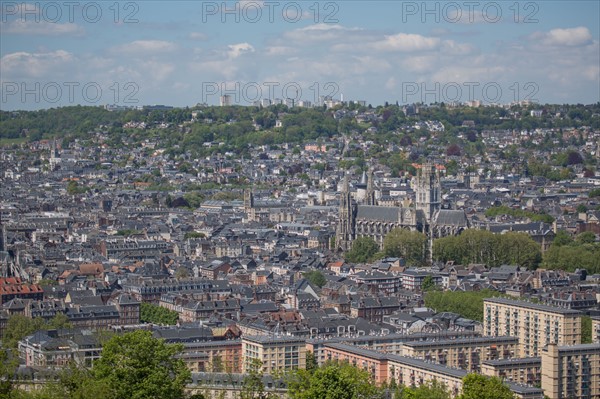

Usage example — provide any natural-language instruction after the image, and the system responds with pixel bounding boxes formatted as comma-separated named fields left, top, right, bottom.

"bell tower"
left=415, top=163, right=441, bottom=222
left=336, top=175, right=355, bottom=251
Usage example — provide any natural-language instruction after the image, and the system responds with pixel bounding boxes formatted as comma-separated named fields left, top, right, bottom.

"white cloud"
left=529, top=27, right=593, bottom=47
left=1, top=20, right=84, bottom=36
left=227, top=43, right=255, bottom=58
left=112, top=40, right=177, bottom=55
left=189, top=32, right=208, bottom=41
left=0, top=50, right=74, bottom=79
left=374, top=33, right=440, bottom=52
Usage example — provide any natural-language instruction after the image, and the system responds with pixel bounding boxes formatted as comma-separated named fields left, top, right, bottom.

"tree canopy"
left=91, top=330, right=190, bottom=399
left=542, top=230, right=600, bottom=274
left=383, top=228, right=428, bottom=266
left=140, top=302, right=179, bottom=325
left=424, top=289, right=506, bottom=322
left=287, top=361, right=385, bottom=399
left=433, top=229, right=541, bottom=269
left=458, top=374, right=515, bottom=399
left=345, top=237, right=380, bottom=264
left=3, top=314, right=72, bottom=349
left=303, top=270, right=327, bottom=288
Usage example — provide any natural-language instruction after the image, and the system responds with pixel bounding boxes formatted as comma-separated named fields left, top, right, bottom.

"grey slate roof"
left=434, top=210, right=469, bottom=226
left=356, top=205, right=401, bottom=222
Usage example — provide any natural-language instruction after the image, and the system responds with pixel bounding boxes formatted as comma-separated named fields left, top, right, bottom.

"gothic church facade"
left=336, top=164, right=468, bottom=252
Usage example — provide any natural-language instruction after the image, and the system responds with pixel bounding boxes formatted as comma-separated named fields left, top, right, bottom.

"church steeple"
left=415, top=163, right=441, bottom=222
left=366, top=169, right=376, bottom=206
left=336, top=174, right=355, bottom=251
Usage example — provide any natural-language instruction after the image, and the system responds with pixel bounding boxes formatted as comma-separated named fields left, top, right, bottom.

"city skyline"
left=1, top=1, right=599, bottom=110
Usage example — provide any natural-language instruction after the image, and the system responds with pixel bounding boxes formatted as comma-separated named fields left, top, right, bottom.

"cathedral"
left=336, top=163, right=469, bottom=252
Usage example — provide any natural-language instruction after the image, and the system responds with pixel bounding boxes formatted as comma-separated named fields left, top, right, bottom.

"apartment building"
left=306, top=331, right=480, bottom=363
left=483, top=298, right=581, bottom=357
left=317, top=342, right=543, bottom=399
left=400, top=336, right=519, bottom=372
left=481, top=357, right=541, bottom=387
left=321, top=342, right=389, bottom=383
left=179, top=339, right=242, bottom=373
left=242, top=335, right=306, bottom=375
left=592, top=316, right=600, bottom=344
left=541, top=343, right=600, bottom=399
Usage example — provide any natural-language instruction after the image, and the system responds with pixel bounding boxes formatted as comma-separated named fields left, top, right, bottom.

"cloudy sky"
left=1, top=1, right=599, bottom=110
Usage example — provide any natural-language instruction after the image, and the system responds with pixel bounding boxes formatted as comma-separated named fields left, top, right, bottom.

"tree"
left=92, top=330, right=190, bottom=399
left=383, top=229, right=427, bottom=266
left=3, top=315, right=47, bottom=349
left=140, top=302, right=179, bottom=325
left=446, top=144, right=461, bottom=156
left=424, top=290, right=505, bottom=322
left=552, top=230, right=573, bottom=246
left=287, top=361, right=385, bottom=399
left=458, top=374, right=515, bottom=399
left=0, top=347, right=18, bottom=396
left=303, top=270, right=327, bottom=288
left=240, top=359, right=273, bottom=399
left=582, top=316, right=593, bottom=344
left=305, top=351, right=318, bottom=373
left=396, top=380, right=451, bottom=399
left=421, top=275, right=436, bottom=292
left=434, top=229, right=542, bottom=269
left=576, top=231, right=596, bottom=244
left=47, top=313, right=72, bottom=330
left=175, top=267, right=190, bottom=279
left=566, top=151, right=583, bottom=165
left=345, top=237, right=380, bottom=263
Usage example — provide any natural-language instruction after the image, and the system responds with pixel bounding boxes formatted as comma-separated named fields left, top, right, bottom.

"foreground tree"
left=287, top=361, right=385, bottom=399
left=395, top=380, right=451, bottom=399
left=458, top=374, right=515, bottom=399
left=92, top=330, right=190, bottom=399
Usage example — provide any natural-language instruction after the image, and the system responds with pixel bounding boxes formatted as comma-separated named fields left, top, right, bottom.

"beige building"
left=481, top=357, right=541, bottom=387
left=541, top=343, right=600, bottom=399
left=483, top=298, right=581, bottom=357
left=317, top=342, right=544, bottom=399
left=242, top=335, right=306, bottom=375
left=400, top=336, right=519, bottom=373
left=592, top=316, right=600, bottom=344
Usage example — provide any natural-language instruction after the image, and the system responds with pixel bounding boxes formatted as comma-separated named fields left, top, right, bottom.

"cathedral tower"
left=336, top=175, right=355, bottom=251
left=415, top=163, right=441, bottom=222
left=366, top=169, right=376, bottom=206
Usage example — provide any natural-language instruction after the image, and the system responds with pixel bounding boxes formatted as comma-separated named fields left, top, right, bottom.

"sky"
left=1, top=1, right=599, bottom=110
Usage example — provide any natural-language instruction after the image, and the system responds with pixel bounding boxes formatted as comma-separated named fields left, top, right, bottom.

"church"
left=336, top=163, right=469, bottom=252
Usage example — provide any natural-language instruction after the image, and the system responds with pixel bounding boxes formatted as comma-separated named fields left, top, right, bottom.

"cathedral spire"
left=366, top=169, right=375, bottom=206
left=336, top=173, right=354, bottom=251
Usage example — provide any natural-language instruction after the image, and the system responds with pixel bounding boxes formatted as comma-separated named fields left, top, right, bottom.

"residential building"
left=318, top=342, right=543, bottom=399
left=541, top=343, right=600, bottom=399
left=0, top=277, right=44, bottom=305
left=242, top=335, right=306, bottom=375
left=483, top=298, right=581, bottom=357
left=481, top=357, right=541, bottom=387
left=592, top=316, right=600, bottom=344
left=400, top=336, right=519, bottom=372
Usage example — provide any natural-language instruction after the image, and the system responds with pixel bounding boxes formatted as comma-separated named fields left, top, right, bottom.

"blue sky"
left=1, top=1, right=599, bottom=110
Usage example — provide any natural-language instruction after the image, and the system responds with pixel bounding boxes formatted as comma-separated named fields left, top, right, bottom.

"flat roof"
left=242, top=335, right=306, bottom=344
left=323, top=342, right=468, bottom=379
left=403, top=336, right=518, bottom=348
left=484, top=297, right=582, bottom=315
left=553, top=343, right=600, bottom=353
left=482, top=357, right=541, bottom=367
left=323, top=342, right=388, bottom=361
left=386, top=354, right=468, bottom=379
